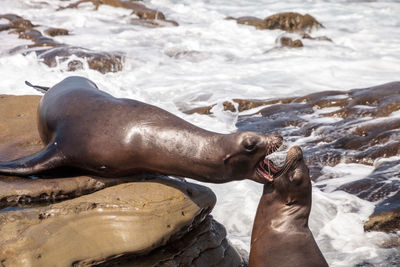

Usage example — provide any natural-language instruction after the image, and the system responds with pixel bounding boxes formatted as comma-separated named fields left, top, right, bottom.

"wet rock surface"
left=97, top=215, right=244, bottom=267
left=278, top=36, right=303, bottom=48
left=263, top=12, right=324, bottom=32
left=229, top=12, right=323, bottom=32
left=37, top=46, right=124, bottom=74
left=1, top=14, right=124, bottom=74
left=0, top=179, right=221, bottom=266
left=188, top=82, right=400, bottom=232
left=228, top=12, right=331, bottom=46
left=0, top=95, right=244, bottom=266
left=58, top=0, right=178, bottom=27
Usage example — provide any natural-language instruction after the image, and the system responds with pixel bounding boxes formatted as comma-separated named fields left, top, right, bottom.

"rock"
left=0, top=14, right=125, bottom=74
left=0, top=95, right=42, bottom=161
left=0, top=179, right=218, bottom=266
left=0, top=14, right=59, bottom=49
left=37, top=46, right=124, bottom=74
left=264, top=12, right=324, bottom=33
left=130, top=18, right=179, bottom=28
left=0, top=175, right=152, bottom=208
left=228, top=16, right=266, bottom=30
left=229, top=12, right=323, bottom=33
left=364, top=208, right=400, bottom=233
left=44, top=27, right=69, bottom=37
left=101, top=215, right=245, bottom=267
left=58, top=0, right=178, bottom=27
left=301, top=32, right=332, bottom=42
left=228, top=12, right=330, bottom=46
left=278, top=36, right=303, bottom=48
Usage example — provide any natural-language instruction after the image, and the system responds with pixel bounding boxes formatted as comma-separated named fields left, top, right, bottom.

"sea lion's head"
left=263, top=146, right=311, bottom=208
left=223, top=132, right=283, bottom=183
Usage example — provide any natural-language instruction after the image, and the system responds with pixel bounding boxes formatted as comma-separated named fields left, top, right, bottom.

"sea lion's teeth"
left=256, top=162, right=273, bottom=181
left=261, top=158, right=281, bottom=174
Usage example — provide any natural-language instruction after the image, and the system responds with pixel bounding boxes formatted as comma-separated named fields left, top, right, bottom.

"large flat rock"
left=0, top=179, right=216, bottom=266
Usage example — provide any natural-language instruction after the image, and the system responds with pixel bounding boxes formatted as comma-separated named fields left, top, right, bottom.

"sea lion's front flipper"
left=0, top=143, right=64, bottom=176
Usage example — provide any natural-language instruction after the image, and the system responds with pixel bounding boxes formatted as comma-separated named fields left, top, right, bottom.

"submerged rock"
left=37, top=46, right=124, bottom=74
left=278, top=36, right=303, bottom=48
left=44, top=27, right=69, bottom=37
left=228, top=12, right=331, bottom=46
left=229, top=12, right=324, bottom=33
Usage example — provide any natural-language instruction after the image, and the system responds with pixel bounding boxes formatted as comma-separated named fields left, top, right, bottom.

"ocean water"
left=0, top=0, right=400, bottom=266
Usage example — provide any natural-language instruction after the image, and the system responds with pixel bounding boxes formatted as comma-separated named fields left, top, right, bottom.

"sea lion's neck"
left=152, top=129, right=231, bottom=182
left=251, top=190, right=311, bottom=242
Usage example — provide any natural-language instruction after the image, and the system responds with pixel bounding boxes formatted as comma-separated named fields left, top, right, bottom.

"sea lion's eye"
left=243, top=139, right=257, bottom=151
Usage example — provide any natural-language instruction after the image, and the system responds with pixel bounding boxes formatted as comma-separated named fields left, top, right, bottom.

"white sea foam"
left=1, top=0, right=399, bottom=265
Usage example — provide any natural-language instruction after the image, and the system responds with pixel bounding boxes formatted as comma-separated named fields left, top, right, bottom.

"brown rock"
left=229, top=12, right=323, bottom=33
left=1, top=13, right=125, bottom=74
left=233, top=16, right=267, bottom=30
left=0, top=175, right=153, bottom=208
left=364, top=208, right=400, bottom=233
left=264, top=12, right=324, bottom=33
left=279, top=36, right=304, bottom=48
left=0, top=24, right=10, bottom=31
left=103, top=215, right=244, bottom=267
left=184, top=98, right=294, bottom=115
left=35, top=46, right=124, bottom=74
left=58, top=0, right=178, bottom=27
left=0, top=95, right=42, bottom=161
left=0, top=179, right=216, bottom=266
left=301, top=32, right=332, bottom=42
left=130, top=18, right=179, bottom=28
left=44, top=27, right=69, bottom=37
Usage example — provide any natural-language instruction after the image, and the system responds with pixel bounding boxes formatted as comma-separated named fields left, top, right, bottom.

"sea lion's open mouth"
left=256, top=158, right=281, bottom=182
left=256, top=146, right=303, bottom=182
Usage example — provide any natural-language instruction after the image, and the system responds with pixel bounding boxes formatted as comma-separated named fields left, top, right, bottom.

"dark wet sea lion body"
left=0, top=76, right=282, bottom=183
left=249, top=146, right=328, bottom=267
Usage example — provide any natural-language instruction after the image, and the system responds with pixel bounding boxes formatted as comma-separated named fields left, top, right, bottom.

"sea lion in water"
left=249, top=146, right=328, bottom=267
left=0, top=76, right=282, bottom=183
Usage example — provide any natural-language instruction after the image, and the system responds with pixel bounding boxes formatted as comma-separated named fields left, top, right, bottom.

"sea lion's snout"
left=264, top=146, right=304, bottom=181
left=265, top=134, right=283, bottom=154
left=286, top=146, right=303, bottom=162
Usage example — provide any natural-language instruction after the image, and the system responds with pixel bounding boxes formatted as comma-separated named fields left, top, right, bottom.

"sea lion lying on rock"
left=0, top=76, right=282, bottom=184
left=249, top=146, right=328, bottom=267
